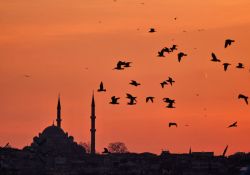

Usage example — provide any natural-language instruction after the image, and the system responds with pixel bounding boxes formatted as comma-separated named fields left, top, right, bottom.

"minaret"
left=56, top=95, right=62, bottom=128
left=90, top=93, right=96, bottom=155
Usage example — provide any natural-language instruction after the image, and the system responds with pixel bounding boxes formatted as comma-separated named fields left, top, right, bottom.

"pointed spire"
left=56, top=94, right=62, bottom=128
left=91, top=91, right=95, bottom=106
left=57, top=94, right=61, bottom=110
left=189, top=147, right=192, bottom=155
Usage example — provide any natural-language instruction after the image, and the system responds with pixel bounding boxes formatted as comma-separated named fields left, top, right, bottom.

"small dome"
left=42, top=125, right=65, bottom=137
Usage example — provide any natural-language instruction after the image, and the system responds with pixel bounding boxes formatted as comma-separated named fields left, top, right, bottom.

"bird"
left=123, top=62, right=132, bottom=67
left=149, top=28, right=156, bottom=33
left=225, top=39, right=235, bottom=48
left=166, top=77, right=175, bottom=86
left=211, top=53, right=221, bottom=62
left=236, top=63, right=244, bottom=69
left=160, top=81, right=168, bottom=88
left=114, top=61, right=125, bottom=70
left=146, top=96, right=155, bottom=103
left=177, top=52, right=187, bottom=62
left=110, top=96, right=120, bottom=104
left=102, top=148, right=110, bottom=154
left=129, top=80, right=141, bottom=86
left=170, top=45, right=178, bottom=52
left=228, top=121, right=237, bottom=128
left=97, top=82, right=106, bottom=92
left=238, top=94, right=248, bottom=105
left=222, top=63, right=231, bottom=71
left=126, top=93, right=137, bottom=105
left=158, top=50, right=165, bottom=57
left=162, top=47, right=171, bottom=53
left=163, top=98, right=175, bottom=108
left=24, top=74, right=31, bottom=78
left=169, top=122, right=177, bottom=127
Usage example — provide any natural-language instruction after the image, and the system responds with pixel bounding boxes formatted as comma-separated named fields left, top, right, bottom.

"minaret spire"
left=90, top=92, right=96, bottom=155
left=56, top=94, right=62, bottom=128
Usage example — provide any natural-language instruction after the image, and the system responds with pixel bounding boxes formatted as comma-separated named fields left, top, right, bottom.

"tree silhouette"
left=79, top=142, right=90, bottom=154
left=108, top=142, right=128, bottom=153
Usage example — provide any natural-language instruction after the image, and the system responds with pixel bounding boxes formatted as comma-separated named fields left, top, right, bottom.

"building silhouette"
left=28, top=96, right=86, bottom=157
left=90, top=93, right=96, bottom=155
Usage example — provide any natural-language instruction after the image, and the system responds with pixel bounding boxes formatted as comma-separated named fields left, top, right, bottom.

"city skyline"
left=1, top=0, right=250, bottom=155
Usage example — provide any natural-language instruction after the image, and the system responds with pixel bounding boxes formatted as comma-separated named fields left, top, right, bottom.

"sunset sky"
left=1, top=0, right=250, bottom=155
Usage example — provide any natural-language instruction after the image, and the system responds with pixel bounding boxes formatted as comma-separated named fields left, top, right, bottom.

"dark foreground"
left=1, top=147, right=250, bottom=175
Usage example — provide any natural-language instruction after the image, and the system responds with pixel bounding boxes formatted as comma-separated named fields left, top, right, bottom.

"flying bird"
left=97, top=82, right=106, bottom=92
left=211, top=53, right=221, bottom=62
left=163, top=98, right=176, bottom=108
left=169, top=122, right=177, bottom=127
left=129, top=80, right=141, bottom=86
left=238, top=94, right=248, bottom=105
left=167, top=77, right=175, bottom=86
left=222, top=63, right=231, bottom=71
left=24, top=74, right=31, bottom=78
left=160, top=81, right=168, bottom=88
left=228, top=121, right=237, bottom=128
left=146, top=96, right=155, bottom=103
left=149, top=28, right=156, bottom=33
left=162, top=47, right=171, bottom=53
left=123, top=62, right=132, bottom=67
left=114, top=61, right=125, bottom=70
left=158, top=50, right=165, bottom=57
left=236, top=63, right=244, bottom=69
left=225, top=39, right=235, bottom=48
left=177, top=52, right=187, bottom=62
left=126, top=93, right=137, bottom=105
left=110, top=96, right=120, bottom=104
left=170, top=45, right=178, bottom=52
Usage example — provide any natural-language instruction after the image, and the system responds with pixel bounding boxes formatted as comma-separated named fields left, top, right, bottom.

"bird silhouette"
left=211, top=53, right=221, bottom=62
left=222, top=63, right=231, bottom=71
left=163, top=47, right=171, bottom=53
left=158, top=50, right=165, bottom=57
left=238, top=94, right=248, bottom=105
left=123, top=62, right=132, bottom=67
left=114, top=61, right=125, bottom=70
left=110, top=96, right=120, bottom=104
left=149, top=28, right=156, bottom=33
left=167, top=77, right=175, bottom=86
left=126, top=93, right=137, bottom=105
left=236, top=63, right=244, bottom=69
left=160, top=81, right=168, bottom=88
left=24, top=74, right=31, bottom=78
left=177, top=52, right=187, bottom=62
left=228, top=121, right=237, bottom=128
left=169, top=122, right=177, bottom=127
left=170, top=45, right=178, bottom=52
left=146, top=96, right=155, bottom=103
left=225, top=39, right=235, bottom=48
left=163, top=98, right=175, bottom=108
left=129, top=80, right=141, bottom=86
left=97, top=82, right=106, bottom=92
left=102, top=148, right=110, bottom=154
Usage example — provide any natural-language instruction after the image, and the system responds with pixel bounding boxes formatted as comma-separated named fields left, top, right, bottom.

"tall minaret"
left=90, top=93, right=96, bottom=155
left=56, top=95, right=62, bottom=128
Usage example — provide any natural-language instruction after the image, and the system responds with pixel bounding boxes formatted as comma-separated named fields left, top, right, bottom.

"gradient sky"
left=1, top=0, right=250, bottom=155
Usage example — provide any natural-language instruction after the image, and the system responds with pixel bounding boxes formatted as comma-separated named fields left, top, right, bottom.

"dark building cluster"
left=1, top=96, right=250, bottom=175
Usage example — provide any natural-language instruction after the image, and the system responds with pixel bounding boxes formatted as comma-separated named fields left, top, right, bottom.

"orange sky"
left=0, top=0, right=250, bottom=155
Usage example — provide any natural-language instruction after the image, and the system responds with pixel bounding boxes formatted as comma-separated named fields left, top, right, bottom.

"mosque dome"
left=42, top=125, right=65, bottom=138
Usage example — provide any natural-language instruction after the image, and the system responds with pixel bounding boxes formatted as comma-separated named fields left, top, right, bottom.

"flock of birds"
left=96, top=29, right=249, bottom=128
